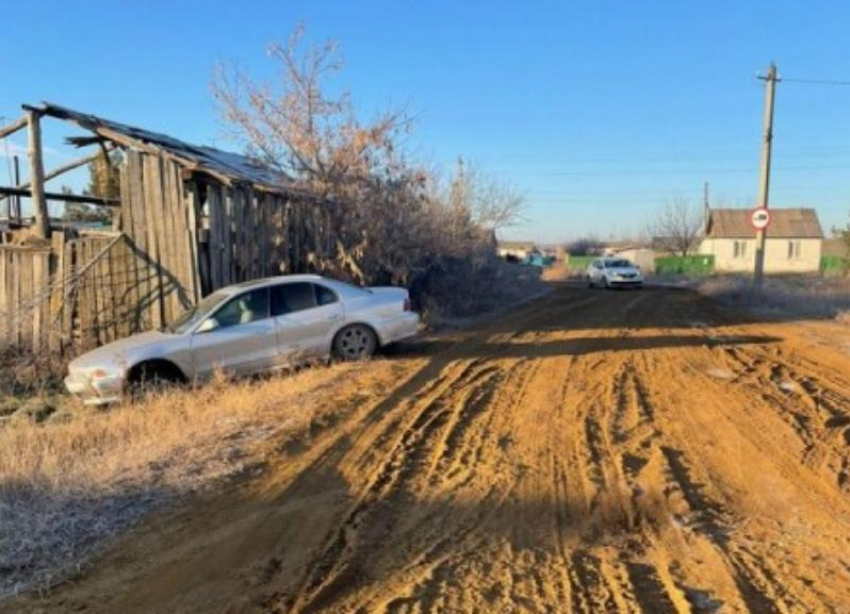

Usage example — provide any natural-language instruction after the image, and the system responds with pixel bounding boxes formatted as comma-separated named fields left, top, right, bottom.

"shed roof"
left=705, top=208, right=823, bottom=239
left=29, top=102, right=293, bottom=195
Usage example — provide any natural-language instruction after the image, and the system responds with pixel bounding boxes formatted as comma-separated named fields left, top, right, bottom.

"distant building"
left=699, top=208, right=823, bottom=273
left=601, top=241, right=656, bottom=272
left=497, top=241, right=537, bottom=262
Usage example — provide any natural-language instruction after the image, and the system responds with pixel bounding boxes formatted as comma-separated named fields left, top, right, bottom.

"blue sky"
left=1, top=1, right=848, bottom=242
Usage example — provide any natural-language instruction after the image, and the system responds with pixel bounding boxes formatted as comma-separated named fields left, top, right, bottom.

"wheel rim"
left=339, top=327, right=371, bottom=358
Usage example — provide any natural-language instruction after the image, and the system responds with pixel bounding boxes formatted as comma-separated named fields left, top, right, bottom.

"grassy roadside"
left=687, top=275, right=850, bottom=322
left=0, top=361, right=411, bottom=599
left=0, top=268, right=543, bottom=599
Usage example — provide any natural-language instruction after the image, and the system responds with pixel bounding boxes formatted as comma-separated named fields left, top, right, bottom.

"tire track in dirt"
left=636, top=336, right=850, bottom=612
left=718, top=344, right=850, bottom=490
left=8, top=284, right=850, bottom=614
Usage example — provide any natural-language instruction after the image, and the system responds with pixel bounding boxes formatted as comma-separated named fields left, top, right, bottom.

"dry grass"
left=695, top=275, right=850, bottom=322
left=540, top=264, right=571, bottom=282
left=0, top=362, right=378, bottom=599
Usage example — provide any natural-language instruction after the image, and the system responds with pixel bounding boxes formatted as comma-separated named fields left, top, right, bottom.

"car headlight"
left=88, top=367, right=124, bottom=380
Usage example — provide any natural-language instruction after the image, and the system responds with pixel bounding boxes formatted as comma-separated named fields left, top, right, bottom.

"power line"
left=506, top=163, right=848, bottom=178
left=782, top=77, right=850, bottom=86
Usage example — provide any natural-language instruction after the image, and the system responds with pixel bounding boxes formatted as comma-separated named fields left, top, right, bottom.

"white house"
left=699, top=208, right=823, bottom=274
left=497, top=241, right=537, bottom=262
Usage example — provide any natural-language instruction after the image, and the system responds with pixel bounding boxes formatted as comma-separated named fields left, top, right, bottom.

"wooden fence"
left=0, top=244, right=52, bottom=351
left=0, top=231, right=173, bottom=354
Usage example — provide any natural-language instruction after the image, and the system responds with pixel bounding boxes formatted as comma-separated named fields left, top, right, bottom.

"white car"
left=586, top=257, right=644, bottom=289
left=64, top=275, right=420, bottom=404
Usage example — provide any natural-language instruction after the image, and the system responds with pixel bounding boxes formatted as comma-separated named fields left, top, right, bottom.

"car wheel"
left=127, top=362, right=184, bottom=401
left=587, top=276, right=594, bottom=288
left=333, top=324, right=377, bottom=361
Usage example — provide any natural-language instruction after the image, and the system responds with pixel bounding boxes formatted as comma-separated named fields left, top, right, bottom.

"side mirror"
left=196, top=318, right=219, bottom=334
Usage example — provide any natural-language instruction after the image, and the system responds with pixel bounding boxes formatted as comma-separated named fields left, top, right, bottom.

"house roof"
left=705, top=208, right=823, bottom=239
left=28, top=102, right=294, bottom=195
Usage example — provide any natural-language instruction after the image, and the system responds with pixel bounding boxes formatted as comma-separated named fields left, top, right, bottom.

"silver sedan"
left=64, top=275, right=420, bottom=404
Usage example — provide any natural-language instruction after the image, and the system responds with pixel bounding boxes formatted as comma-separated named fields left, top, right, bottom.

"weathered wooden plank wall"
left=195, top=180, right=334, bottom=293
left=0, top=245, right=53, bottom=351
left=1, top=145, right=335, bottom=356
left=118, top=150, right=199, bottom=328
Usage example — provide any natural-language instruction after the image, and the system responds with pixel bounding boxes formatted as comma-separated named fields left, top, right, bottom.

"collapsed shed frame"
left=0, top=102, right=339, bottom=353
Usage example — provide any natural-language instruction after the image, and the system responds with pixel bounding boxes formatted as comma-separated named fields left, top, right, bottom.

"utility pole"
left=753, top=63, right=779, bottom=286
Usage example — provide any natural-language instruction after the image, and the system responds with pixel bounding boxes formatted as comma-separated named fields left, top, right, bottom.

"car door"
left=271, top=282, right=344, bottom=362
left=190, top=288, right=278, bottom=379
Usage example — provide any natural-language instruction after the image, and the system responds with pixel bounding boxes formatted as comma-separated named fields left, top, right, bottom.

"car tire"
left=333, top=324, right=377, bottom=361
left=127, top=362, right=184, bottom=401
left=587, top=276, right=594, bottom=289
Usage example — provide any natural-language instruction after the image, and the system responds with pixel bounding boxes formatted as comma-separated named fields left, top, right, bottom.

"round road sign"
left=750, top=207, right=771, bottom=231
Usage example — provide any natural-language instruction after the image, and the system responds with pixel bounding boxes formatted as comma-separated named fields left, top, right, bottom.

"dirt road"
left=12, top=284, right=850, bottom=613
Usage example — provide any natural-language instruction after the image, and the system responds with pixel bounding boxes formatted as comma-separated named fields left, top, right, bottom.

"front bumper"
left=378, top=312, right=421, bottom=345
left=608, top=277, right=643, bottom=287
left=64, top=372, right=125, bottom=405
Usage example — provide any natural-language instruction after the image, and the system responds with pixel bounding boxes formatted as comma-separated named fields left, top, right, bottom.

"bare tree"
left=211, top=24, right=411, bottom=196
left=211, top=25, right=431, bottom=282
left=210, top=25, right=536, bottom=314
left=446, top=158, right=524, bottom=232
left=647, top=198, right=705, bottom=257
left=839, top=211, right=850, bottom=254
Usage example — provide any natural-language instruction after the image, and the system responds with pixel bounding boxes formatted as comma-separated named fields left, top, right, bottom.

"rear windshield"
left=604, top=259, right=632, bottom=268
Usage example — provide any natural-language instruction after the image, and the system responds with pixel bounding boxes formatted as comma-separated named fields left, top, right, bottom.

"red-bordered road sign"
left=750, top=207, right=771, bottom=231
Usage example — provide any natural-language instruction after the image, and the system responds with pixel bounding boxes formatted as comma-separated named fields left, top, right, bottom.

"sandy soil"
left=8, top=284, right=850, bottom=613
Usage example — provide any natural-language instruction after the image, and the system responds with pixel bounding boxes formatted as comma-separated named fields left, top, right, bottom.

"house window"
left=733, top=240, right=748, bottom=259
left=787, top=240, right=802, bottom=260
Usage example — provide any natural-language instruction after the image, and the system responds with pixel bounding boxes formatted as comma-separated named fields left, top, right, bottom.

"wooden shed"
left=0, top=102, right=338, bottom=353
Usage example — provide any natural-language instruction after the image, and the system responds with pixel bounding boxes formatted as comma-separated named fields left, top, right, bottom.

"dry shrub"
left=0, top=350, right=68, bottom=427
left=0, top=362, right=369, bottom=598
left=413, top=256, right=544, bottom=321
left=0, top=348, right=67, bottom=398
left=540, top=264, right=570, bottom=282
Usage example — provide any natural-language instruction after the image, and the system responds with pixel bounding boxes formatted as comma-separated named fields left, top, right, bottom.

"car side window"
left=314, top=284, right=338, bottom=306
left=271, top=282, right=318, bottom=316
left=213, top=288, right=270, bottom=329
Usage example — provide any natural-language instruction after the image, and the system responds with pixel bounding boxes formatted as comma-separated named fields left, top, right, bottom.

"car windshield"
left=165, top=291, right=229, bottom=334
left=605, top=259, right=632, bottom=268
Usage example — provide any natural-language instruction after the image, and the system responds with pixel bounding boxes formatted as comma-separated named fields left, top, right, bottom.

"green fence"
left=654, top=254, right=715, bottom=276
left=566, top=255, right=595, bottom=271
left=820, top=255, right=850, bottom=276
